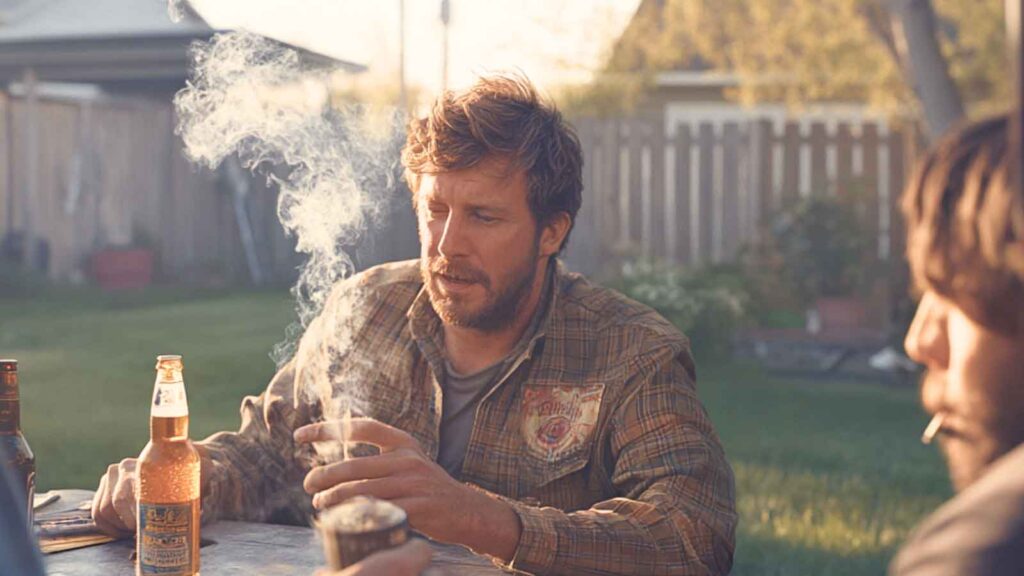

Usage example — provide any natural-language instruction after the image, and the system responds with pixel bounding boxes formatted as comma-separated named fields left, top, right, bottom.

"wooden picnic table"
left=42, top=490, right=505, bottom=575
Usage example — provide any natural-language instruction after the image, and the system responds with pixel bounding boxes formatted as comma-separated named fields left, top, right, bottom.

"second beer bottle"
left=137, top=354, right=200, bottom=576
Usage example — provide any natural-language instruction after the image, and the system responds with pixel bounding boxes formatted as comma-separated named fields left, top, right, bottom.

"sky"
left=186, top=0, right=641, bottom=99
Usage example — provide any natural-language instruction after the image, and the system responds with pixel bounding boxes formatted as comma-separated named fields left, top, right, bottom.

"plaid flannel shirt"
left=195, top=259, right=737, bottom=575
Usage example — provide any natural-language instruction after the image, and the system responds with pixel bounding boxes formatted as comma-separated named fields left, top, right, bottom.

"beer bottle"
left=137, top=355, right=200, bottom=576
left=0, top=359, right=35, bottom=531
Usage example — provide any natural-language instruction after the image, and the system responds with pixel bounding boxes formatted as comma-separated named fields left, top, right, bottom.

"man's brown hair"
left=401, top=73, right=583, bottom=251
left=903, top=114, right=1024, bottom=335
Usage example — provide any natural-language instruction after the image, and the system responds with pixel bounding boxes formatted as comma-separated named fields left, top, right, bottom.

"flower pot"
left=91, top=248, right=154, bottom=291
left=815, top=296, right=868, bottom=332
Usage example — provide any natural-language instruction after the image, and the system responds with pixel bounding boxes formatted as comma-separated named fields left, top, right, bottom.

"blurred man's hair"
left=904, top=114, right=1024, bottom=335
left=401, top=73, right=583, bottom=251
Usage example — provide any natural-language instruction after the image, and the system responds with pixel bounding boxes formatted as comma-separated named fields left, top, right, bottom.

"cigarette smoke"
left=173, top=29, right=405, bottom=464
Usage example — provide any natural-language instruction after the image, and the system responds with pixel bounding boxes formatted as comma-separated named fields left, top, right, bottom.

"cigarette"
left=921, top=413, right=946, bottom=445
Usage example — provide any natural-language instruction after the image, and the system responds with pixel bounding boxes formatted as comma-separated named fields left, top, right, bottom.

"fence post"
left=647, top=115, right=667, bottom=263
left=862, top=123, right=881, bottom=259
left=697, top=123, right=715, bottom=266
left=672, top=124, right=693, bottom=267
left=721, top=122, right=742, bottom=261
left=810, top=122, right=828, bottom=196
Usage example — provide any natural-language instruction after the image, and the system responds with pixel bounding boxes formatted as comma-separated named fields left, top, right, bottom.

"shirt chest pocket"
left=515, top=382, right=605, bottom=494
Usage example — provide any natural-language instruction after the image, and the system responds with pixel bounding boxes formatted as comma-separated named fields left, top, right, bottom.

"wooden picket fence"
left=564, top=116, right=916, bottom=278
left=0, top=93, right=305, bottom=284
left=0, top=91, right=915, bottom=287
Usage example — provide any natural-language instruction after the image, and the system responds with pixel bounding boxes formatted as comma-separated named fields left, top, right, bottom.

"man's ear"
left=539, top=212, right=572, bottom=258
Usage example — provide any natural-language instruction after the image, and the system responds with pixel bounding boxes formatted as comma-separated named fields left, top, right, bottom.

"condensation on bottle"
left=136, top=355, right=201, bottom=576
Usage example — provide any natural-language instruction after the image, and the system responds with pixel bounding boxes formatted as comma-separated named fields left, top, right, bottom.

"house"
left=0, top=0, right=370, bottom=287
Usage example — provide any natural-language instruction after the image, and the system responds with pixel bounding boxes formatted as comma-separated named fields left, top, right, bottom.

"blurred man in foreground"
left=0, top=461, right=44, bottom=576
left=891, top=114, right=1024, bottom=574
left=93, top=73, right=736, bottom=575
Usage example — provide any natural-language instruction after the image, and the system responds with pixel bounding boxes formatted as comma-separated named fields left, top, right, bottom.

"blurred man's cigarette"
left=921, top=413, right=945, bottom=445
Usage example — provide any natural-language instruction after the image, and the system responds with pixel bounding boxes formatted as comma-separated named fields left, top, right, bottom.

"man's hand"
left=90, top=458, right=138, bottom=537
left=294, top=418, right=521, bottom=561
left=314, top=539, right=433, bottom=576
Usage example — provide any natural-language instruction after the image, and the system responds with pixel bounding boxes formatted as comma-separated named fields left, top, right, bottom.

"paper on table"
left=35, top=507, right=116, bottom=554
left=33, top=491, right=60, bottom=511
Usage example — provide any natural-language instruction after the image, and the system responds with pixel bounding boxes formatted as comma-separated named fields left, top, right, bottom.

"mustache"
left=428, top=258, right=489, bottom=286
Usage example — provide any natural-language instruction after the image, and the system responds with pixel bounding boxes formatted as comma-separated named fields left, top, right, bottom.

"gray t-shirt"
left=436, top=360, right=506, bottom=478
left=436, top=269, right=552, bottom=479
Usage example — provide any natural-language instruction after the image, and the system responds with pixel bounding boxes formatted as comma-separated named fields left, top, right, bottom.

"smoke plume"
left=173, top=30, right=406, bottom=460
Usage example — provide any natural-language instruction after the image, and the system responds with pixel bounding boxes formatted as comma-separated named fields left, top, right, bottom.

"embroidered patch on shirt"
left=521, top=384, right=604, bottom=462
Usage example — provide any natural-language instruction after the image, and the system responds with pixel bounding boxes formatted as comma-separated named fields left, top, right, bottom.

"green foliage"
left=613, top=261, right=751, bottom=359
left=771, top=194, right=869, bottom=301
left=553, top=73, right=648, bottom=117
left=615, top=0, right=1008, bottom=116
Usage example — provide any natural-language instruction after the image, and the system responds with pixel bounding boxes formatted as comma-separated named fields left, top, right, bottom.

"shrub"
left=613, top=261, right=751, bottom=359
left=770, top=195, right=868, bottom=301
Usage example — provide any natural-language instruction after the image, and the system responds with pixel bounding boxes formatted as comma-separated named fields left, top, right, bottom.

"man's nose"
left=904, top=292, right=950, bottom=369
left=437, top=213, right=470, bottom=259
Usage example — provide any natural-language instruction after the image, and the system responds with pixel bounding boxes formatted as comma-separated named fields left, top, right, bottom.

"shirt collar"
left=407, top=258, right=563, bottom=373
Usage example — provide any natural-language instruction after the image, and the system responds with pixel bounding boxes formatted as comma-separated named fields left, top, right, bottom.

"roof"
left=0, top=0, right=211, bottom=43
left=0, top=0, right=363, bottom=88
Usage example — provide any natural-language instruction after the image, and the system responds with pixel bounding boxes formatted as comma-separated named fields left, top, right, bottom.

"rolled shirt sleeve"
left=195, top=359, right=315, bottom=525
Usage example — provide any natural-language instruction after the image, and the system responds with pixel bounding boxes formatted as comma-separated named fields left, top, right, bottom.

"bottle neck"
left=150, top=372, right=189, bottom=441
left=0, top=371, right=20, bottom=434
left=150, top=415, right=189, bottom=441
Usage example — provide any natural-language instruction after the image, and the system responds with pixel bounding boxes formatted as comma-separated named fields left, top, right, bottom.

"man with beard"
left=92, top=73, right=736, bottom=575
left=890, top=114, right=1024, bottom=575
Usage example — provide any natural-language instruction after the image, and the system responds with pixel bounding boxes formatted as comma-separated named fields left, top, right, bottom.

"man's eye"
left=473, top=212, right=498, bottom=223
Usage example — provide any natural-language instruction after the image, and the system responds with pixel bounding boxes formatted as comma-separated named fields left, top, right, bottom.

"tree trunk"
left=888, top=0, right=965, bottom=141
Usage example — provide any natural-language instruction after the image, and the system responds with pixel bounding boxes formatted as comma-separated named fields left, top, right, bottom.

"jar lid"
left=0, top=359, right=17, bottom=372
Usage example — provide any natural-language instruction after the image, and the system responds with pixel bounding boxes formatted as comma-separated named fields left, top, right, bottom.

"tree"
left=607, top=0, right=1007, bottom=140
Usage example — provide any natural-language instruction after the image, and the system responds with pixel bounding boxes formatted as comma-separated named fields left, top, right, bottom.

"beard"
left=922, top=368, right=1024, bottom=492
left=421, top=246, right=539, bottom=333
left=939, top=430, right=1013, bottom=492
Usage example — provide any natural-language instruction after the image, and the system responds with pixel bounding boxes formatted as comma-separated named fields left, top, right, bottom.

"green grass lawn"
left=0, top=290, right=949, bottom=574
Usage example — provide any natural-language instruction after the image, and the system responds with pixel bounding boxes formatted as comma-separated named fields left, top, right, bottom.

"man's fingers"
left=294, top=421, right=344, bottom=444
left=313, top=477, right=412, bottom=510
left=344, top=419, right=421, bottom=452
left=351, top=539, right=433, bottom=575
left=91, top=473, right=108, bottom=523
left=111, top=468, right=137, bottom=531
left=295, top=418, right=422, bottom=453
left=324, top=539, right=433, bottom=576
left=304, top=451, right=417, bottom=494
left=93, top=465, right=132, bottom=537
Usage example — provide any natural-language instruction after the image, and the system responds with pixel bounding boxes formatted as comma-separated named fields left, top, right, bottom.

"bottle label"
left=151, top=382, right=189, bottom=418
left=0, top=374, right=17, bottom=434
left=0, top=401, right=16, bottom=434
left=138, top=502, right=193, bottom=575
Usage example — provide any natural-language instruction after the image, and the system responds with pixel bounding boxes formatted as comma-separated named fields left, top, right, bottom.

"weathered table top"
left=42, top=490, right=505, bottom=575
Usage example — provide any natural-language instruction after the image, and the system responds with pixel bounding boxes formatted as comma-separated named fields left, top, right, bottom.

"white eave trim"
left=655, top=71, right=741, bottom=87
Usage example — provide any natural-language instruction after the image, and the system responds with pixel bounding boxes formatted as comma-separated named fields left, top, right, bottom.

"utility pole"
left=22, top=67, right=38, bottom=271
left=1009, top=0, right=1022, bottom=197
left=399, top=0, right=407, bottom=110
left=440, top=0, right=450, bottom=93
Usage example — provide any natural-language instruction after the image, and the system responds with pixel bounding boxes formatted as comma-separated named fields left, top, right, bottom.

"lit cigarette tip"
left=921, top=413, right=946, bottom=445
